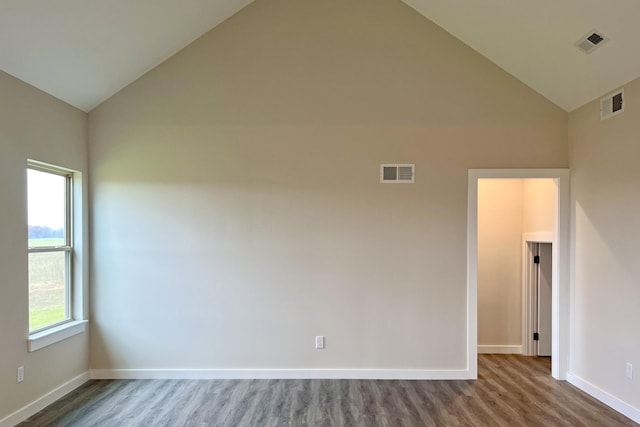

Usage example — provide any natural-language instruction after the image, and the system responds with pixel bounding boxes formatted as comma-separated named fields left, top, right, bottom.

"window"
left=27, top=164, right=73, bottom=332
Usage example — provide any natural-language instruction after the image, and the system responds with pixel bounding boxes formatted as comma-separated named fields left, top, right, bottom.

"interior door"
left=537, top=243, right=552, bottom=356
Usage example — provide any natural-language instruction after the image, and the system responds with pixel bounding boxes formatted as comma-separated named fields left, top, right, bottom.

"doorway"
left=476, top=179, right=555, bottom=364
left=467, top=169, right=570, bottom=381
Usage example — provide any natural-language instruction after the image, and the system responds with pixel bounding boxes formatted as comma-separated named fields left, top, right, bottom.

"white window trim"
left=28, top=319, right=88, bottom=352
left=27, top=160, right=88, bottom=351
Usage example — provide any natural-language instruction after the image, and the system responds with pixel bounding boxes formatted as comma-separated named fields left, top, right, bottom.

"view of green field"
left=29, top=242, right=67, bottom=330
left=29, top=237, right=65, bottom=248
left=28, top=168, right=69, bottom=330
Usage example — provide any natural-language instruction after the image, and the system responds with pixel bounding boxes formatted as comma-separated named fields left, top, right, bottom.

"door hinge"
left=533, top=332, right=539, bottom=341
left=533, top=255, right=540, bottom=264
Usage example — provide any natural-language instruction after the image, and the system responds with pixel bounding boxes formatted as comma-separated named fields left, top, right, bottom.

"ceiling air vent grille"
left=601, top=89, right=624, bottom=120
left=575, top=30, right=608, bottom=54
left=380, top=164, right=415, bottom=183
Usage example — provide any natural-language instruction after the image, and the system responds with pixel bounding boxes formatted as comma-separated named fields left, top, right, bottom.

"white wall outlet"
left=315, top=335, right=325, bottom=349
left=626, top=362, right=633, bottom=379
left=17, top=366, right=24, bottom=383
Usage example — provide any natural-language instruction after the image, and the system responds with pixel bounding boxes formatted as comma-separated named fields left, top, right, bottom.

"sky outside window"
left=28, top=169, right=66, bottom=247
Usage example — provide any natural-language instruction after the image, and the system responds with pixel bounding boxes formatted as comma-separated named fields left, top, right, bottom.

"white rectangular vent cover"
left=575, top=30, right=608, bottom=54
left=380, top=164, right=414, bottom=183
left=601, top=89, right=624, bottom=120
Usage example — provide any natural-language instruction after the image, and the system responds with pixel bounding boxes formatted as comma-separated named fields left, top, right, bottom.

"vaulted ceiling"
left=0, top=0, right=252, bottom=111
left=403, top=0, right=640, bottom=112
left=1, top=0, right=638, bottom=112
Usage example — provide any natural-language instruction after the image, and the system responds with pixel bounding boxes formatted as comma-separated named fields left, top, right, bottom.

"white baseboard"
left=91, top=368, right=472, bottom=380
left=567, top=373, right=640, bottom=424
left=478, top=345, right=522, bottom=354
left=0, top=371, right=90, bottom=427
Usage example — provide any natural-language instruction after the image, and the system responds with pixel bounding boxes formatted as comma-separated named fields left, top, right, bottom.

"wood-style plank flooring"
left=18, top=355, right=637, bottom=426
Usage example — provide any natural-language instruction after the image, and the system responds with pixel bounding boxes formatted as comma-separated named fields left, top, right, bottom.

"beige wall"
left=523, top=179, right=557, bottom=234
left=0, top=71, right=88, bottom=420
left=522, top=179, right=558, bottom=233
left=569, top=78, right=640, bottom=409
left=478, top=180, right=524, bottom=347
left=88, top=0, right=567, bottom=372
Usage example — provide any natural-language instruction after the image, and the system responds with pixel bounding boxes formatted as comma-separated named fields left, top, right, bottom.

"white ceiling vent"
left=575, top=30, right=608, bottom=54
left=601, top=89, right=624, bottom=120
left=380, top=164, right=414, bottom=183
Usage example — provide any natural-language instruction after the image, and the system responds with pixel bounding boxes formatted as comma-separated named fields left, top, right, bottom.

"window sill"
left=28, top=320, right=88, bottom=352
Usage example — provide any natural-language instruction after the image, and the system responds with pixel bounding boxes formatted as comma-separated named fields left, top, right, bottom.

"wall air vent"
left=601, top=88, right=624, bottom=120
left=575, top=30, right=608, bottom=54
left=380, top=164, right=414, bottom=183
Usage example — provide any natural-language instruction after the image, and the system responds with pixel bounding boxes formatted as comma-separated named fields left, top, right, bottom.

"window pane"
left=29, top=251, right=68, bottom=330
left=28, top=169, right=66, bottom=247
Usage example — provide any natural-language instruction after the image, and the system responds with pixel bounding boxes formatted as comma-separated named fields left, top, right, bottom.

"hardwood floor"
left=18, top=355, right=637, bottom=426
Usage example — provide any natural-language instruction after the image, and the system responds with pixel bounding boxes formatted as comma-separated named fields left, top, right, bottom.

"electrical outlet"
left=315, top=335, right=324, bottom=349
left=626, top=363, right=633, bottom=380
left=17, top=366, right=24, bottom=383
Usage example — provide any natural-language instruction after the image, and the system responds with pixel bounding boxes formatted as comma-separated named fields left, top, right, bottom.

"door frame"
left=467, top=169, right=570, bottom=380
left=522, top=236, right=553, bottom=357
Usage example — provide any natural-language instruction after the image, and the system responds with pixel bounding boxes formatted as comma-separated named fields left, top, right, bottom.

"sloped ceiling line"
left=1, top=0, right=639, bottom=112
